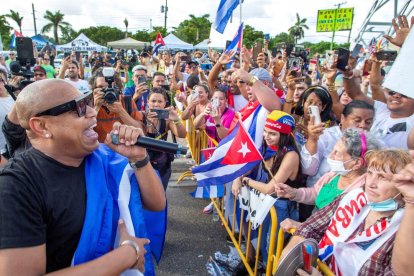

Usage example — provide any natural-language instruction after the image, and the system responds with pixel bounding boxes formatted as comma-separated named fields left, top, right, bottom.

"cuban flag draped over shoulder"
left=152, top=32, right=166, bottom=56
left=214, top=0, right=241, bottom=34
left=192, top=104, right=267, bottom=188
left=72, top=144, right=167, bottom=276
left=9, top=30, right=23, bottom=49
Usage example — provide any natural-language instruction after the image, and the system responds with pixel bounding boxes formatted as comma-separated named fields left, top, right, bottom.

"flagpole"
left=239, top=0, right=243, bottom=65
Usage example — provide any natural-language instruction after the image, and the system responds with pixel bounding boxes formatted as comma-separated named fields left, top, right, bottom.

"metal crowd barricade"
left=270, top=229, right=335, bottom=276
left=177, top=117, right=208, bottom=183
left=211, top=194, right=335, bottom=276
left=210, top=194, right=279, bottom=276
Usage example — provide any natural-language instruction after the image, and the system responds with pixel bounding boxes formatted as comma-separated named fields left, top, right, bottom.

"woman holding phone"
left=144, top=87, right=187, bottom=190
left=193, top=90, right=235, bottom=147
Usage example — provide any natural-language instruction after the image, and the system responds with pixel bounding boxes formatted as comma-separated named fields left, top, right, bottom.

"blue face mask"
left=368, top=193, right=400, bottom=212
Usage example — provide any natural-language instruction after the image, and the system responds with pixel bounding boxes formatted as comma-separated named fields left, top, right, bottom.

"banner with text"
left=316, top=8, right=354, bottom=32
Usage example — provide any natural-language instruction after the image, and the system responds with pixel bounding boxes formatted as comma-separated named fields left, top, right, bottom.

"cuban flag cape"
left=192, top=104, right=268, bottom=187
left=72, top=144, right=167, bottom=275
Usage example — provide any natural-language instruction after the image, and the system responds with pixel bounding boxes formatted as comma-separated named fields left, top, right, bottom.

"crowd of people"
left=0, top=13, right=414, bottom=276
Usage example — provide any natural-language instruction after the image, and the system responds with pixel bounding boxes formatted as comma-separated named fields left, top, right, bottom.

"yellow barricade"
left=177, top=117, right=208, bottom=183
left=211, top=195, right=335, bottom=276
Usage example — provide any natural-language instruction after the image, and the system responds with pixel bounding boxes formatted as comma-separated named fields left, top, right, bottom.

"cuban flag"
left=192, top=104, right=267, bottom=187
left=213, top=0, right=241, bottom=34
left=9, top=30, right=23, bottom=49
left=223, top=23, right=243, bottom=68
left=72, top=145, right=167, bottom=276
left=152, top=32, right=166, bottom=56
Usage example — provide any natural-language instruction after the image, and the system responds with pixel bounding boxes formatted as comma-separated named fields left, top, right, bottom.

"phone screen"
left=351, top=44, right=362, bottom=58
left=336, top=48, right=350, bottom=71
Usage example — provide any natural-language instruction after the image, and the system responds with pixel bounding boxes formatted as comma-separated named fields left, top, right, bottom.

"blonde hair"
left=365, top=149, right=411, bottom=174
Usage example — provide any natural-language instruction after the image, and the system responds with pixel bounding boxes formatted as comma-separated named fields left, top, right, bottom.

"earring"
left=45, top=133, right=51, bottom=138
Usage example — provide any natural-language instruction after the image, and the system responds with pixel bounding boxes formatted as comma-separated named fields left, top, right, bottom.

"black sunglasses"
left=388, top=91, right=408, bottom=98
left=36, top=92, right=94, bottom=117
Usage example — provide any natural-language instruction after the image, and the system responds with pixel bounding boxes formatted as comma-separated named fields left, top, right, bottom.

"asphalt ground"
left=155, top=157, right=229, bottom=276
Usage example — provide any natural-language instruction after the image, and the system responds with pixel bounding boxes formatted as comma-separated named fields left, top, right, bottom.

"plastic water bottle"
left=212, top=207, right=219, bottom=222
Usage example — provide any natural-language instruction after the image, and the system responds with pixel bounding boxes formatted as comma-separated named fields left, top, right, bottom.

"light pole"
left=330, top=1, right=347, bottom=50
left=161, top=0, right=168, bottom=31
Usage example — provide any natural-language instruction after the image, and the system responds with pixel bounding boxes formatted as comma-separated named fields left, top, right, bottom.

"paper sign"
left=316, top=8, right=354, bottom=32
left=383, top=28, right=414, bottom=99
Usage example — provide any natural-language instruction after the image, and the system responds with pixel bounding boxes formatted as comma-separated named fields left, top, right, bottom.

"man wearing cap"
left=5, top=52, right=16, bottom=71
left=173, top=55, right=207, bottom=90
left=124, top=65, right=149, bottom=111
left=33, top=66, right=47, bottom=81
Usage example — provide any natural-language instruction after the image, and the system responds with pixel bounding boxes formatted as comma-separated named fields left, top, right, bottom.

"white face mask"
left=327, top=157, right=353, bottom=175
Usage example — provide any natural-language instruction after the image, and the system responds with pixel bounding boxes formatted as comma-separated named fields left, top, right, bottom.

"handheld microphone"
left=111, top=134, right=187, bottom=155
left=135, top=136, right=187, bottom=155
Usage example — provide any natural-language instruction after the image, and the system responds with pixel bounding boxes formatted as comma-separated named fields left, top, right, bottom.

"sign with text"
left=316, top=8, right=354, bottom=32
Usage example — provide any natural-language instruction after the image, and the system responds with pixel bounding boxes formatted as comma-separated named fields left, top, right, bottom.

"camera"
left=102, top=67, right=120, bottom=104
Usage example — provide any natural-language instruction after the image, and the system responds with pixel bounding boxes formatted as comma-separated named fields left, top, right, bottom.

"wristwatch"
left=248, top=76, right=259, bottom=86
left=129, top=155, right=150, bottom=170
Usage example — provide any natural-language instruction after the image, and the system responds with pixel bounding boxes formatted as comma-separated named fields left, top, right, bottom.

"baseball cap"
left=249, top=68, right=272, bottom=82
left=33, top=65, right=46, bottom=75
left=265, top=110, right=295, bottom=134
left=132, top=65, right=147, bottom=73
left=187, top=60, right=199, bottom=66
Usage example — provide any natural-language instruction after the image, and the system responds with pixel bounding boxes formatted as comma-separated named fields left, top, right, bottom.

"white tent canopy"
left=194, top=39, right=224, bottom=50
left=56, top=33, right=106, bottom=52
left=107, top=37, right=148, bottom=49
left=154, top=34, right=193, bottom=50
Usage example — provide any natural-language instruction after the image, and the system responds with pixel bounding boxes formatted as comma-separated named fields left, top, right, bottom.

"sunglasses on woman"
left=35, top=92, right=94, bottom=117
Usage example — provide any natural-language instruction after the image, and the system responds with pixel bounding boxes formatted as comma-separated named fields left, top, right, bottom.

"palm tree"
left=124, top=18, right=128, bottom=38
left=41, top=10, right=71, bottom=44
left=5, top=10, right=23, bottom=34
left=288, top=13, right=309, bottom=44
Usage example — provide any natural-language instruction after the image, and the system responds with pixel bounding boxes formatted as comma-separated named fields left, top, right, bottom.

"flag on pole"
left=223, top=23, right=243, bottom=68
left=9, top=30, right=23, bottom=49
left=221, top=120, right=262, bottom=165
left=225, top=23, right=243, bottom=54
left=213, top=0, right=241, bottom=34
left=192, top=104, right=269, bottom=187
left=153, top=32, right=166, bottom=56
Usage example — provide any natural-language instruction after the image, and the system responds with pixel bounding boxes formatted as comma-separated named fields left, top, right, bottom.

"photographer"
left=143, top=87, right=187, bottom=190
left=124, top=65, right=149, bottom=111
left=89, top=67, right=144, bottom=142
left=1, top=65, right=48, bottom=159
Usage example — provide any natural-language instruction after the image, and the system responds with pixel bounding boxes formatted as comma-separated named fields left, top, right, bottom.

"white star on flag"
left=237, top=142, right=251, bottom=158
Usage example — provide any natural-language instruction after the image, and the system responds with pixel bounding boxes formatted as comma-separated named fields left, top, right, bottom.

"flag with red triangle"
left=221, top=121, right=263, bottom=165
left=153, top=32, right=166, bottom=56
left=9, top=30, right=24, bottom=49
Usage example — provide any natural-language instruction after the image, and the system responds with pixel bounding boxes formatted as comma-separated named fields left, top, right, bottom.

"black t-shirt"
left=0, top=148, right=86, bottom=272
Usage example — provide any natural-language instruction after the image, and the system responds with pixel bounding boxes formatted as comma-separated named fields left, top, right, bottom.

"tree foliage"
left=243, top=24, right=264, bottom=48
left=288, top=13, right=309, bottom=44
left=42, top=10, right=71, bottom=44
left=0, top=15, right=12, bottom=49
left=133, top=26, right=167, bottom=43
left=5, top=10, right=23, bottom=34
left=76, top=26, right=125, bottom=45
left=303, top=41, right=350, bottom=56
left=172, top=14, right=211, bottom=44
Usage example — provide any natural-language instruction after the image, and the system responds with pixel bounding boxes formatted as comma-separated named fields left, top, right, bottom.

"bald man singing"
left=0, top=79, right=166, bottom=275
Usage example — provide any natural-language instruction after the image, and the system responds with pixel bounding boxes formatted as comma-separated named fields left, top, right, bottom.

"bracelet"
left=248, top=76, right=258, bottom=86
left=129, top=155, right=150, bottom=170
left=173, top=119, right=181, bottom=125
left=403, top=197, right=414, bottom=205
left=285, top=98, right=293, bottom=104
left=120, top=239, right=140, bottom=269
left=342, top=75, right=354, bottom=80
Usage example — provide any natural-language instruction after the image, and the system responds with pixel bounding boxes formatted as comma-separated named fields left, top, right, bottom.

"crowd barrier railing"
left=211, top=194, right=335, bottom=276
